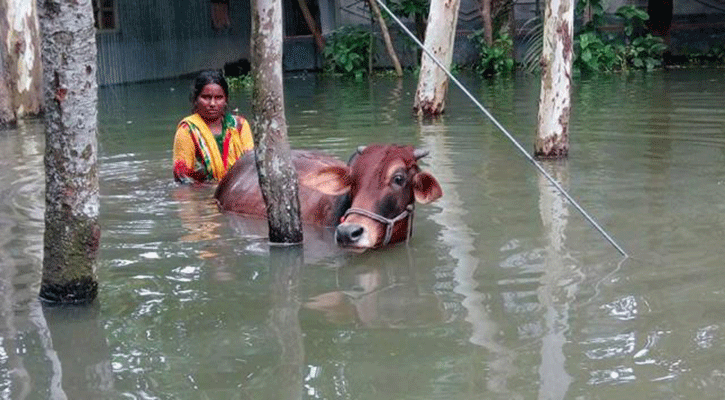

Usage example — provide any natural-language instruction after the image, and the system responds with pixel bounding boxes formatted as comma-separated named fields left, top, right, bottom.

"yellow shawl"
left=176, top=113, right=253, bottom=181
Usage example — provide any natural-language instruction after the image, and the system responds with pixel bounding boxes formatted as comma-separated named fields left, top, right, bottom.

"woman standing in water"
left=172, top=69, right=254, bottom=183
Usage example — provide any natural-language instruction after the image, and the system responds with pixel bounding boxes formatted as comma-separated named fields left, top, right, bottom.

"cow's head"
left=301, top=144, right=442, bottom=249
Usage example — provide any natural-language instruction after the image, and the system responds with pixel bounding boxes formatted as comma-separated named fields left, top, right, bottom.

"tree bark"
left=367, top=0, right=403, bottom=76
left=479, top=0, right=493, bottom=46
left=534, top=0, right=573, bottom=159
left=0, top=0, right=17, bottom=126
left=251, top=0, right=304, bottom=244
left=1, top=0, right=43, bottom=122
left=412, top=0, right=461, bottom=117
left=0, top=43, right=15, bottom=126
left=38, top=0, right=100, bottom=304
left=296, top=0, right=326, bottom=53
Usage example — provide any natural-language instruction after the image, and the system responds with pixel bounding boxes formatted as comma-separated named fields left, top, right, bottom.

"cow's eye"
left=392, top=174, right=405, bottom=187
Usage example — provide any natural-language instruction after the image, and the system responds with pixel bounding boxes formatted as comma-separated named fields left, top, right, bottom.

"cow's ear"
left=300, top=165, right=351, bottom=195
left=413, top=171, right=443, bottom=204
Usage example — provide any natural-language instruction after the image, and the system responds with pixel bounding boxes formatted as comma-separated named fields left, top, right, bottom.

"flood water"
left=1, top=67, right=724, bottom=399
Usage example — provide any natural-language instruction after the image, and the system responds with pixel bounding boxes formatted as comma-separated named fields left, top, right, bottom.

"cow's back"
left=214, top=150, right=348, bottom=227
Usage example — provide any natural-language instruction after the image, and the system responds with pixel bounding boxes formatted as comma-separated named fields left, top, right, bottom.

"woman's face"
left=195, top=83, right=227, bottom=122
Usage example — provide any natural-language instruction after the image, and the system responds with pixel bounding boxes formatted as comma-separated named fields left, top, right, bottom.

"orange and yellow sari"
left=172, top=113, right=253, bottom=182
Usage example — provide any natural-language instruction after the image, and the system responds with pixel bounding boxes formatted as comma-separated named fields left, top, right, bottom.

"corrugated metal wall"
left=97, top=0, right=251, bottom=86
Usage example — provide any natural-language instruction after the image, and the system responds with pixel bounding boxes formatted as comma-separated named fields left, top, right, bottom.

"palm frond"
left=519, top=16, right=543, bottom=73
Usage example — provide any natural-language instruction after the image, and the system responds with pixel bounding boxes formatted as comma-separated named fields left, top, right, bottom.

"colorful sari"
left=173, top=113, right=254, bottom=182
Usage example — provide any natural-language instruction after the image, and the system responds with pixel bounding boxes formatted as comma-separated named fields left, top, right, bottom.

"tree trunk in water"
left=413, top=0, right=461, bottom=117
left=296, top=0, right=326, bottom=53
left=1, top=0, right=43, bottom=122
left=0, top=43, right=15, bottom=126
left=534, top=0, right=573, bottom=159
left=1, top=0, right=15, bottom=126
left=251, top=0, right=304, bottom=244
left=38, top=0, right=100, bottom=304
left=479, top=0, right=493, bottom=46
left=367, top=0, right=403, bottom=76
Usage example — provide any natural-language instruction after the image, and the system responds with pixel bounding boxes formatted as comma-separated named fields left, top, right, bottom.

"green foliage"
left=574, top=31, right=621, bottom=73
left=615, top=5, right=649, bottom=38
left=576, top=0, right=606, bottom=33
left=707, top=44, right=725, bottom=63
left=573, top=4, right=667, bottom=73
left=623, top=34, right=668, bottom=70
left=386, top=0, right=428, bottom=20
left=322, top=25, right=373, bottom=79
left=470, top=31, right=516, bottom=76
left=226, top=74, right=253, bottom=91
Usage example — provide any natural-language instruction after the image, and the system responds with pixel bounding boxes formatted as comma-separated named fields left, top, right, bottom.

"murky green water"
left=1, top=68, right=724, bottom=399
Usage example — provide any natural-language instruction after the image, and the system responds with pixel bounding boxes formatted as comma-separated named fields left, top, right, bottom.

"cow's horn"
left=357, top=145, right=367, bottom=154
left=414, top=149, right=429, bottom=160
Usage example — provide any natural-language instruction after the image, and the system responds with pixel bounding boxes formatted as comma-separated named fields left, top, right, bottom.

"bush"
left=470, top=31, right=516, bottom=76
left=573, top=5, right=667, bottom=73
left=322, top=25, right=373, bottom=79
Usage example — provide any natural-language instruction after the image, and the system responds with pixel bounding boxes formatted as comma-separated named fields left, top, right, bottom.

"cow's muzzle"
left=335, top=204, right=414, bottom=249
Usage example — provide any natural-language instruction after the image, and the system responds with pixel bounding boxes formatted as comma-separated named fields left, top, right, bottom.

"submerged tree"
left=0, top=0, right=43, bottom=126
left=535, top=0, right=573, bottom=158
left=251, top=0, right=304, bottom=244
left=38, top=0, right=100, bottom=304
left=413, top=0, right=461, bottom=117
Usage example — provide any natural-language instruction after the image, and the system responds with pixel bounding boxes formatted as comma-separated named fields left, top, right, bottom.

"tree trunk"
left=1, top=0, right=43, bottom=122
left=0, top=44, right=15, bottom=126
left=534, top=0, right=573, bottom=159
left=412, top=0, right=461, bottom=117
left=479, top=0, right=493, bottom=46
left=367, top=0, right=403, bottom=76
left=296, top=0, right=326, bottom=53
left=0, top=0, right=17, bottom=126
left=38, top=0, right=100, bottom=304
left=251, top=0, right=304, bottom=244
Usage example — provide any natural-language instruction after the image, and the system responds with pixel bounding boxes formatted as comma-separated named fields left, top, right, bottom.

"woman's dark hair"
left=190, top=69, right=229, bottom=106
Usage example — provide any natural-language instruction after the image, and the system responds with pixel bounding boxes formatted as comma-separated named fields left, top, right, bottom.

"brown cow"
left=214, top=144, right=443, bottom=249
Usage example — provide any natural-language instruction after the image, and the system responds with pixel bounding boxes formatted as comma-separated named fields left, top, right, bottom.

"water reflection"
left=420, top=121, right=519, bottom=397
left=304, top=248, right=447, bottom=328
left=36, top=302, right=116, bottom=398
left=536, top=161, right=577, bottom=399
left=268, top=246, right=304, bottom=400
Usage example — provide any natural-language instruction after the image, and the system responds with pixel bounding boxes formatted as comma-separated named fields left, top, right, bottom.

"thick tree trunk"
left=38, top=0, right=100, bottom=304
left=1, top=0, right=43, bottom=122
left=251, top=0, right=304, bottom=244
left=534, top=0, right=573, bottom=159
left=413, top=0, right=461, bottom=117
left=367, top=0, right=403, bottom=76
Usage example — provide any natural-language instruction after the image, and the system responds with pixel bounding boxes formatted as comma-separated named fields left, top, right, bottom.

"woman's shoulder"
left=232, top=114, right=249, bottom=126
left=177, top=114, right=199, bottom=129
